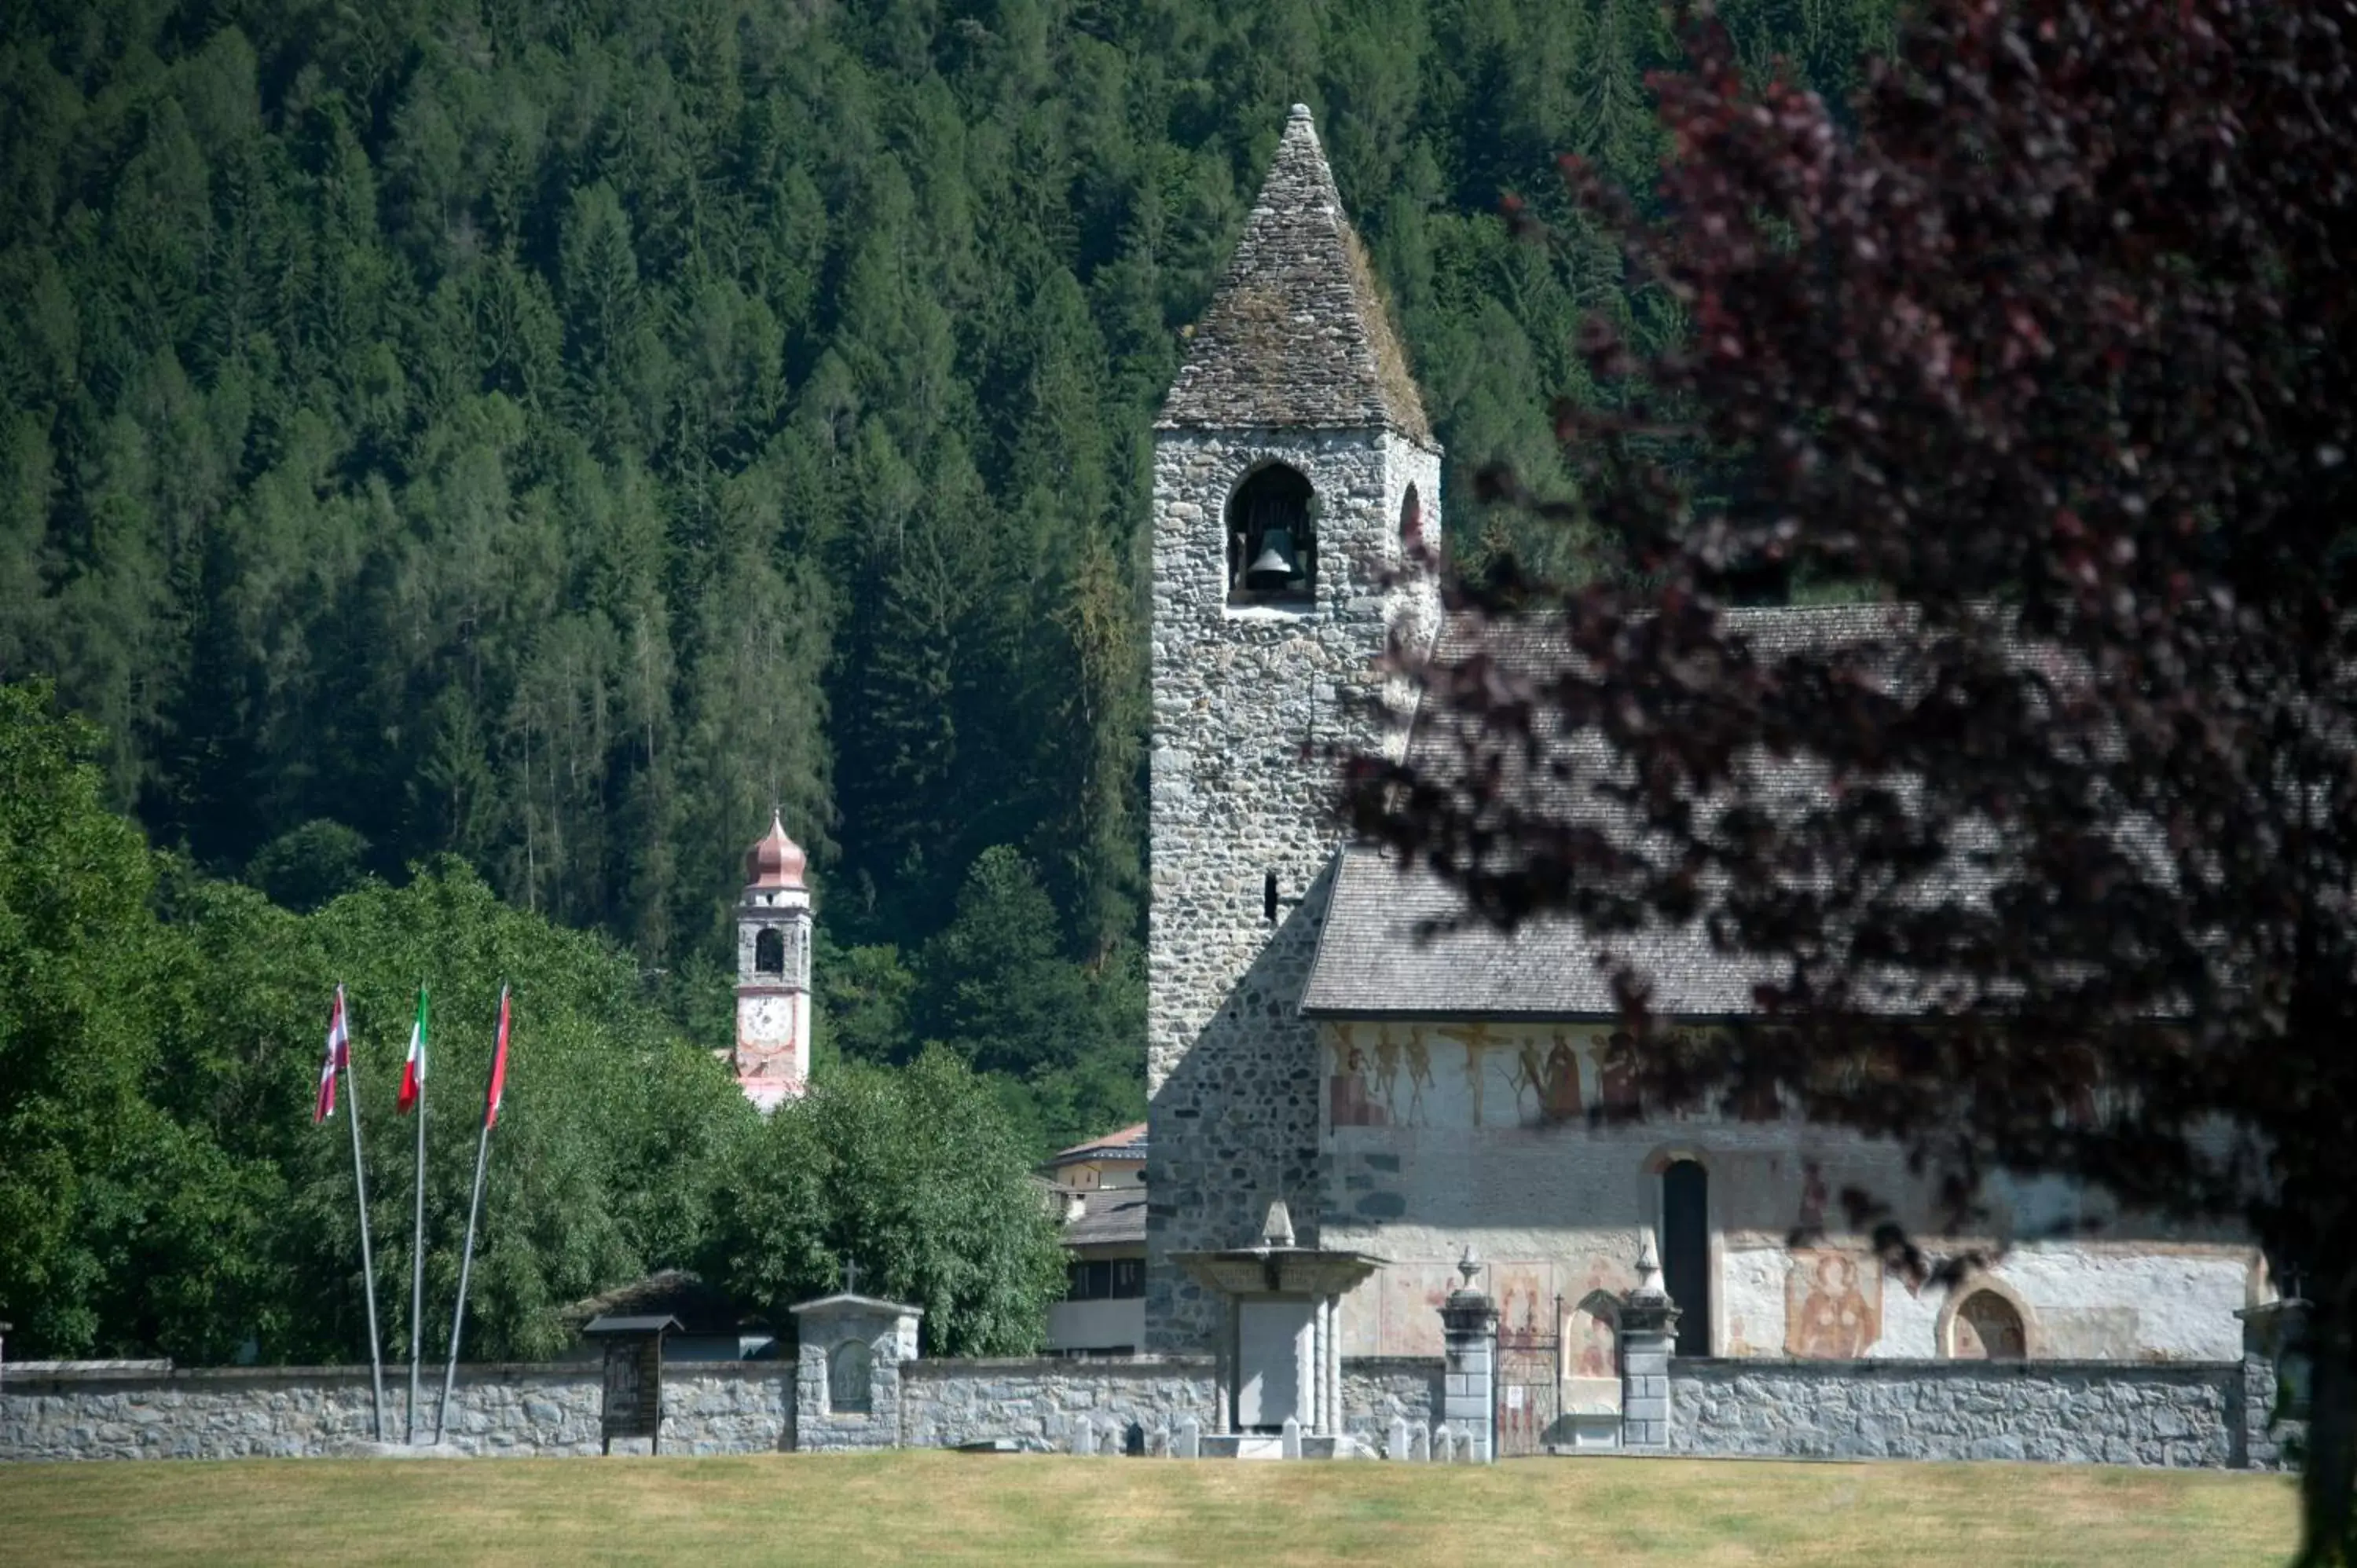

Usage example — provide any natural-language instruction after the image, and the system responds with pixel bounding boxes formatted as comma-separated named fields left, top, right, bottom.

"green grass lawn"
left=0, top=1450, right=2299, bottom=1567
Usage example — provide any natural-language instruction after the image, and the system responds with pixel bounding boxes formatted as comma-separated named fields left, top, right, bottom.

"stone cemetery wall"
left=0, top=1361, right=794, bottom=1460
left=6, top=1350, right=2297, bottom=1468
left=898, top=1357, right=1215, bottom=1452
left=1340, top=1357, right=1443, bottom=1445
left=1667, top=1357, right=2267, bottom=1467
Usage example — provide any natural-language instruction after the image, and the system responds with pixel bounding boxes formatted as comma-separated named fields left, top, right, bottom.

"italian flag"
left=397, top=985, right=428, bottom=1114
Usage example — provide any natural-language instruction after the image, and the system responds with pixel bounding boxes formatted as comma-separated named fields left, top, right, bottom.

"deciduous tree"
left=1352, top=3, right=2357, bottom=1554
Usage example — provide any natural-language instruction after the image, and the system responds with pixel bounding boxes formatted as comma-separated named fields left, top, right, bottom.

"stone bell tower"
left=1145, top=104, right=1443, bottom=1350
left=735, top=813, right=814, bottom=1111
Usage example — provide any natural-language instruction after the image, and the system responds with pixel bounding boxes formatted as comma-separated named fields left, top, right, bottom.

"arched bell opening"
left=1226, top=462, right=1317, bottom=607
left=754, top=925, right=786, bottom=976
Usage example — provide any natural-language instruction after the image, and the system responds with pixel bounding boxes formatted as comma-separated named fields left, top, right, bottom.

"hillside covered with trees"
left=0, top=0, right=1896, bottom=1153
left=2, top=676, right=1065, bottom=1362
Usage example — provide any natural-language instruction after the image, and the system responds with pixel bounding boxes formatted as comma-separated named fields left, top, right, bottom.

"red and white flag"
left=397, top=985, right=428, bottom=1114
left=484, top=985, right=511, bottom=1130
left=314, top=984, right=351, bottom=1125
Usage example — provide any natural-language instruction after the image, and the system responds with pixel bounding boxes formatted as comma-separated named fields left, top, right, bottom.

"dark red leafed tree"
left=1349, top=2, right=2356, bottom=1555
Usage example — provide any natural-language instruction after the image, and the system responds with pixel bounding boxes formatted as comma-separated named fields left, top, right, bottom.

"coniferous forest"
left=0, top=0, right=1897, bottom=1357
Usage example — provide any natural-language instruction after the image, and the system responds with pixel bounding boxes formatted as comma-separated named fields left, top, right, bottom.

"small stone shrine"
left=789, top=1272, right=923, bottom=1452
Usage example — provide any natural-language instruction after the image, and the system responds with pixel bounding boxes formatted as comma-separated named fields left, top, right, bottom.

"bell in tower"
left=734, top=812, right=814, bottom=1111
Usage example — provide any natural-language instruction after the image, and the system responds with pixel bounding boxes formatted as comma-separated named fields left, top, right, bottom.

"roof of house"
left=1156, top=106, right=1431, bottom=442
left=560, top=1269, right=750, bottom=1338
left=1045, top=1123, right=1149, bottom=1168
left=1060, top=1193, right=1149, bottom=1249
left=1302, top=603, right=2005, bottom=1020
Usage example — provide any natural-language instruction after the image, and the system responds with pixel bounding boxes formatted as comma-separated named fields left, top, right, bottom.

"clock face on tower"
left=740, top=994, right=797, bottom=1046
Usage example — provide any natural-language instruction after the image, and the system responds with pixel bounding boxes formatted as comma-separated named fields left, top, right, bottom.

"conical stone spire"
left=1157, top=104, right=1431, bottom=441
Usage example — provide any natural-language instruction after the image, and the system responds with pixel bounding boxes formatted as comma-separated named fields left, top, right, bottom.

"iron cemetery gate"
left=1495, top=1295, right=1561, bottom=1457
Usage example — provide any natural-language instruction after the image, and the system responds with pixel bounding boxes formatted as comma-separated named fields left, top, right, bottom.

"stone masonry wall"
left=1668, top=1357, right=2263, bottom=1467
left=5, top=1354, right=2300, bottom=1468
left=1340, top=1357, right=1443, bottom=1445
left=1146, top=425, right=1441, bottom=1354
left=0, top=1363, right=794, bottom=1460
left=899, top=1359, right=1215, bottom=1452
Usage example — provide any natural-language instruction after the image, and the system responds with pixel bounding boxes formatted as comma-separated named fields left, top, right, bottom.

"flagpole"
left=339, top=985, right=388, bottom=1443
left=434, top=1113, right=493, bottom=1443
left=436, top=984, right=506, bottom=1445
left=407, top=986, right=428, bottom=1445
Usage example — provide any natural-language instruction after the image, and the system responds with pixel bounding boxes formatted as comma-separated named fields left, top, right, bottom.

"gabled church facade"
left=1142, top=107, right=2267, bottom=1383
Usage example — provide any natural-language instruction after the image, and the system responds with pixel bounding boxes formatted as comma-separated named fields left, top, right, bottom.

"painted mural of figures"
left=1439, top=1023, right=1494, bottom=1125
left=1512, top=1033, right=1549, bottom=1122
left=1784, top=1250, right=1882, bottom=1358
left=1405, top=1026, right=1434, bottom=1125
left=1600, top=1031, right=1640, bottom=1114
left=1542, top=1034, right=1583, bottom=1122
left=1329, top=1024, right=1387, bottom=1127
left=1496, top=1266, right=1549, bottom=1339
left=1373, top=1024, right=1402, bottom=1116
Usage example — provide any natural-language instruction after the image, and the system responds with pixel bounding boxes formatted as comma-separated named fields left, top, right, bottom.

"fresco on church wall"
left=1492, top=1262, right=1554, bottom=1343
left=1314, top=1020, right=2261, bottom=1361
left=1567, top=1294, right=1619, bottom=1381
left=1324, top=1022, right=1683, bottom=1131
left=1784, top=1249, right=1883, bottom=1358
left=1321, top=1021, right=1748, bottom=1133
left=1372, top=1262, right=1455, bottom=1356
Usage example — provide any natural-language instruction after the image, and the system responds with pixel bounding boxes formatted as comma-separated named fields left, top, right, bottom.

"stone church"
left=1141, top=104, right=2266, bottom=1398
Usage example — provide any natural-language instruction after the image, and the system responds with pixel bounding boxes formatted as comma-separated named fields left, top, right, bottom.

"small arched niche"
left=1226, top=463, right=1316, bottom=608
left=1399, top=482, right=1424, bottom=556
left=1567, top=1290, right=1623, bottom=1390
left=828, top=1339, right=874, bottom=1413
left=1944, top=1283, right=2030, bottom=1361
left=754, top=926, right=786, bottom=976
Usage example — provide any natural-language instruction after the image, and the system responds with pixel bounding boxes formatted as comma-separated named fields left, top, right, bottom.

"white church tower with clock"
left=733, top=813, right=813, bottom=1110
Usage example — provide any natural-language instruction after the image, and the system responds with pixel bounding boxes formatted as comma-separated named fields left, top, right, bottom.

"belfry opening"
left=1226, top=463, right=1315, bottom=606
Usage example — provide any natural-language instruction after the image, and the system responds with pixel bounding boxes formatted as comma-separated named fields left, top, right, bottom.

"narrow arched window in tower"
left=1400, top=482, right=1424, bottom=556
left=1660, top=1160, right=1711, bottom=1357
left=1226, top=463, right=1316, bottom=606
left=754, top=926, right=785, bottom=976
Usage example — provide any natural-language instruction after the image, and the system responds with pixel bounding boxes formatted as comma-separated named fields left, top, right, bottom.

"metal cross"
left=841, top=1258, right=859, bottom=1295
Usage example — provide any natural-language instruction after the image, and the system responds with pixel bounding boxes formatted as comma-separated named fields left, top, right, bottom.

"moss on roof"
left=1157, top=106, right=1432, bottom=443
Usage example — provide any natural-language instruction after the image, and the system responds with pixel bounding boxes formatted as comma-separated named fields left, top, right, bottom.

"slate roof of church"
left=1156, top=105, right=1432, bottom=443
left=1301, top=604, right=1926, bottom=1019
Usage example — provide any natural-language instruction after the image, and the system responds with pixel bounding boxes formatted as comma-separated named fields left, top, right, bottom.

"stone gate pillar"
left=1439, top=1248, right=1499, bottom=1464
left=1618, top=1233, right=1681, bottom=1452
left=2234, top=1296, right=2311, bottom=1470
